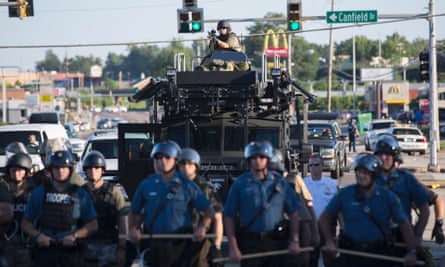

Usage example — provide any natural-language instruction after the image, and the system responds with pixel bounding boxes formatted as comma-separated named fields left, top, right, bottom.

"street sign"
left=326, top=10, right=378, bottom=24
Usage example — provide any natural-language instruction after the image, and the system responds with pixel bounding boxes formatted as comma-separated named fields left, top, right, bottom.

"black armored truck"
left=117, top=51, right=316, bottom=202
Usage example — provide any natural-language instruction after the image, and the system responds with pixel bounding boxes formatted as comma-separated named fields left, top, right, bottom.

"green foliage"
left=36, top=50, right=62, bottom=72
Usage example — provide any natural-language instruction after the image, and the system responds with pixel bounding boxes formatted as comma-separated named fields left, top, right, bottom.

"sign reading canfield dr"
left=326, top=10, right=378, bottom=24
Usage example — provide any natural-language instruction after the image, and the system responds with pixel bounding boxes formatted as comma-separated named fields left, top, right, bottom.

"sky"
left=0, top=0, right=444, bottom=72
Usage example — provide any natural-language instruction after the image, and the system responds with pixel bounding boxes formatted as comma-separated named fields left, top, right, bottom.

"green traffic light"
left=289, top=21, right=300, bottom=31
left=191, top=21, right=202, bottom=32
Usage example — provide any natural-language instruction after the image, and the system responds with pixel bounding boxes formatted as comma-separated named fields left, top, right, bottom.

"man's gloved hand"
left=431, top=220, right=444, bottom=244
left=207, top=245, right=224, bottom=267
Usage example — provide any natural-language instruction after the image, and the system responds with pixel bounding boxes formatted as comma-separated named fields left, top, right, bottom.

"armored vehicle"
left=118, top=51, right=315, bottom=201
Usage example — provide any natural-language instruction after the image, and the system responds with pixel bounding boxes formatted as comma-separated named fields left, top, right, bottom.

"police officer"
left=373, top=134, right=430, bottom=246
left=128, top=140, right=213, bottom=267
left=33, top=138, right=85, bottom=186
left=269, top=148, right=316, bottom=267
left=223, top=141, right=301, bottom=266
left=0, top=159, right=14, bottom=266
left=82, top=150, right=128, bottom=267
left=394, top=154, right=444, bottom=244
left=21, top=150, right=98, bottom=267
left=209, top=20, right=242, bottom=52
left=178, top=148, right=224, bottom=267
left=319, top=153, right=417, bottom=267
left=1, top=152, right=35, bottom=266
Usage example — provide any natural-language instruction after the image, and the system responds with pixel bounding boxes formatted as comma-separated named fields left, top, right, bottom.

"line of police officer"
left=0, top=134, right=443, bottom=267
left=0, top=138, right=127, bottom=267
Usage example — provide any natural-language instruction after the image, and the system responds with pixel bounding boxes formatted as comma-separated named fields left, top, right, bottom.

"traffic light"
left=419, top=51, right=429, bottom=82
left=177, top=8, right=204, bottom=33
left=287, top=0, right=302, bottom=32
left=8, top=0, right=34, bottom=19
left=183, top=0, right=197, bottom=8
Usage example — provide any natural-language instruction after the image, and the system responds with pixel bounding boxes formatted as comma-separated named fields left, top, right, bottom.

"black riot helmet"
left=374, top=134, right=401, bottom=158
left=83, top=150, right=106, bottom=171
left=5, top=142, right=29, bottom=157
left=150, top=140, right=181, bottom=159
left=244, top=141, right=273, bottom=160
left=217, top=20, right=231, bottom=30
left=269, top=148, right=285, bottom=173
left=354, top=153, right=383, bottom=178
left=48, top=150, right=74, bottom=169
left=6, top=152, right=32, bottom=174
left=178, top=148, right=201, bottom=169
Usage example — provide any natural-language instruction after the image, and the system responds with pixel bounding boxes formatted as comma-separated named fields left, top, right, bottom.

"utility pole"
left=428, top=0, right=440, bottom=171
left=326, top=0, right=334, bottom=112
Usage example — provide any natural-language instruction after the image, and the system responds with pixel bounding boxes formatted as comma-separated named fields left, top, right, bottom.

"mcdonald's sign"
left=263, top=29, right=289, bottom=58
left=388, top=85, right=400, bottom=94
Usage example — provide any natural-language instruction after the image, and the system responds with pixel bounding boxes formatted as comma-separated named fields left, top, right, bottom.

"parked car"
left=65, top=127, right=86, bottom=158
left=77, top=131, right=152, bottom=200
left=385, top=126, right=428, bottom=155
left=290, top=120, right=348, bottom=178
left=97, top=118, right=113, bottom=129
left=364, top=119, right=396, bottom=151
left=0, top=123, right=68, bottom=172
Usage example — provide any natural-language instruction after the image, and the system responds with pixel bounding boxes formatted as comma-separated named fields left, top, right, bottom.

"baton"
left=212, top=246, right=314, bottom=263
left=119, top=233, right=217, bottom=240
left=331, top=248, right=425, bottom=266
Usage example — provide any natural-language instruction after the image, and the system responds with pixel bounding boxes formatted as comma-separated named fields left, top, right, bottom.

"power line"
left=0, top=13, right=444, bottom=49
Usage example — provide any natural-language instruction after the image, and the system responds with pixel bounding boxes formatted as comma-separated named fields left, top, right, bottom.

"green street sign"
left=326, top=10, right=378, bottom=24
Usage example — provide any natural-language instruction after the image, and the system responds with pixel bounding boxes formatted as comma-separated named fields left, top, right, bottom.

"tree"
left=335, top=36, right=378, bottom=65
left=104, top=53, right=125, bottom=81
left=68, top=55, right=102, bottom=75
left=36, top=50, right=62, bottom=72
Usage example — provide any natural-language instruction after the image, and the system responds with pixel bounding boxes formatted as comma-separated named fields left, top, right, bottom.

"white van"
left=0, top=123, right=68, bottom=173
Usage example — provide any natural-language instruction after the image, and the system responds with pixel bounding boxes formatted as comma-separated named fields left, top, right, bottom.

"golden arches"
left=263, top=29, right=288, bottom=50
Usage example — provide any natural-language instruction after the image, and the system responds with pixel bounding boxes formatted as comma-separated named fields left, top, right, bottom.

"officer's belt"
left=340, top=236, right=387, bottom=252
left=239, top=229, right=280, bottom=240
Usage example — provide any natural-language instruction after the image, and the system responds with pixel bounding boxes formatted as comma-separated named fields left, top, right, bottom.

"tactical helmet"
left=244, top=141, right=273, bottom=160
left=47, top=150, right=74, bottom=169
left=354, top=153, right=383, bottom=177
left=5, top=142, right=29, bottom=158
left=178, top=148, right=201, bottom=168
left=83, top=150, right=106, bottom=171
left=269, top=148, right=285, bottom=172
left=150, top=140, right=181, bottom=159
left=217, top=20, right=231, bottom=30
left=6, top=152, right=32, bottom=173
left=374, top=134, right=401, bottom=157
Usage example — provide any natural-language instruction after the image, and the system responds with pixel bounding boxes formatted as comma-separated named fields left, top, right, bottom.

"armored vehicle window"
left=168, top=126, right=221, bottom=151
left=224, top=127, right=280, bottom=151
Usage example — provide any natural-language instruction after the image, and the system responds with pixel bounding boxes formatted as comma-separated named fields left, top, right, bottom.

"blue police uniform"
left=325, top=184, right=407, bottom=243
left=129, top=172, right=211, bottom=267
left=224, top=171, right=300, bottom=267
left=131, top=172, right=210, bottom=233
left=224, top=172, right=300, bottom=232
left=376, top=168, right=429, bottom=222
left=23, top=181, right=97, bottom=240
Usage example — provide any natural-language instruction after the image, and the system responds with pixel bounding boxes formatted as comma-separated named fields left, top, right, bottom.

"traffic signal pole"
left=428, top=0, right=440, bottom=171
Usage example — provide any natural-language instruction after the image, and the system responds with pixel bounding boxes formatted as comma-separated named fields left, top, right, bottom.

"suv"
left=364, top=119, right=396, bottom=150
left=290, top=120, right=348, bottom=178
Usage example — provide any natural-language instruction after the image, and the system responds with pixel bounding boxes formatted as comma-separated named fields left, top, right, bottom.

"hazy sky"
left=0, top=0, right=444, bottom=72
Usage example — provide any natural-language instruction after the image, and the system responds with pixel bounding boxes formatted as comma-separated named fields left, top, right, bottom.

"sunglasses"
left=308, top=163, right=321, bottom=167
left=220, top=27, right=228, bottom=30
left=154, top=154, right=171, bottom=160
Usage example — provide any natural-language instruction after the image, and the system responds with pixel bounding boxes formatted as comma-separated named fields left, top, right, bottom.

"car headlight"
left=320, top=148, right=335, bottom=158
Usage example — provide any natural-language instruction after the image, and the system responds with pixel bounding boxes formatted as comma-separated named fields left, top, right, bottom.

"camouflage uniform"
left=83, top=181, right=127, bottom=267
